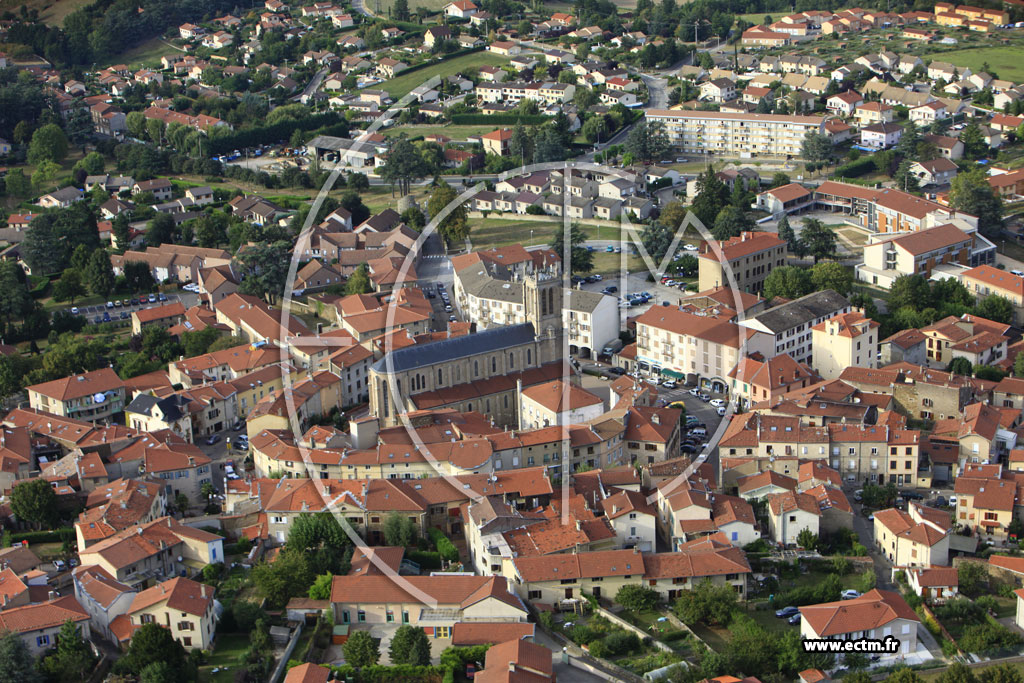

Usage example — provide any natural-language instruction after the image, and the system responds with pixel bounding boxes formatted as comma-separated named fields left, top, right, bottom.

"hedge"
left=449, top=114, right=549, bottom=126
left=406, top=550, right=442, bottom=570
left=12, top=528, right=74, bottom=545
left=834, top=157, right=877, bottom=179
left=427, top=528, right=458, bottom=562
left=329, top=664, right=442, bottom=682
left=28, top=275, right=49, bottom=298
left=207, top=112, right=348, bottom=156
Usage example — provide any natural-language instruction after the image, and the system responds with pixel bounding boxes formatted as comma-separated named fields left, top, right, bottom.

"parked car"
left=788, top=614, right=802, bottom=625
left=854, top=489, right=863, bottom=501
left=102, top=312, right=111, bottom=322
left=158, top=293, right=168, bottom=302
left=689, top=388, right=701, bottom=397
left=669, top=400, right=686, bottom=410
left=602, top=285, right=618, bottom=294
left=113, top=299, right=122, bottom=307
left=607, top=367, right=627, bottom=375
left=716, top=406, right=727, bottom=416
left=841, top=590, right=861, bottom=600
left=206, top=434, right=221, bottom=445
left=662, top=380, right=677, bottom=389
left=775, top=606, right=799, bottom=618
left=105, top=301, right=114, bottom=309
left=683, top=244, right=698, bottom=251
left=119, top=311, right=129, bottom=320
left=709, top=398, right=725, bottom=407
left=71, top=307, right=79, bottom=315
left=934, top=495, right=947, bottom=507
left=53, top=560, right=67, bottom=572
left=699, top=393, right=711, bottom=401
left=901, top=490, right=924, bottom=501
left=689, top=427, right=707, bottom=437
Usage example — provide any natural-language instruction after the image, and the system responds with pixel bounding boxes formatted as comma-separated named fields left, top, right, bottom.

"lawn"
left=113, top=37, right=178, bottom=70
left=199, top=634, right=251, bottom=683
left=935, top=46, right=1024, bottom=84
left=0, top=0, right=92, bottom=25
left=471, top=218, right=563, bottom=249
left=379, top=52, right=511, bottom=99
left=383, top=124, right=505, bottom=142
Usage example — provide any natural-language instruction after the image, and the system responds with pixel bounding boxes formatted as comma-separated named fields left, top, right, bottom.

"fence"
left=269, top=622, right=304, bottom=683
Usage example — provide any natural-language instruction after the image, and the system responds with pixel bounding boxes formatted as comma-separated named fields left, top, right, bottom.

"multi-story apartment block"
left=698, top=231, right=787, bottom=294
left=644, top=110, right=826, bottom=158
left=856, top=223, right=978, bottom=288
left=811, top=310, right=880, bottom=380
left=27, top=368, right=126, bottom=423
left=739, top=290, right=852, bottom=366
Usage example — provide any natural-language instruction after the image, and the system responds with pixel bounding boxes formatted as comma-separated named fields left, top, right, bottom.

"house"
left=755, top=183, right=813, bottom=216
left=811, top=310, right=879, bottom=380
left=482, top=128, right=514, bottom=156
left=37, top=186, right=84, bottom=209
left=860, top=122, right=903, bottom=149
left=766, top=490, right=820, bottom=546
left=489, top=41, right=521, bottom=56
left=0, top=596, right=90, bottom=656
left=116, top=577, right=216, bottom=650
left=444, top=0, right=478, bottom=18
left=423, top=26, right=451, bottom=49
left=854, top=101, right=894, bottom=125
left=909, top=158, right=958, bottom=186
left=27, top=367, right=126, bottom=423
left=800, top=589, right=920, bottom=656
left=476, top=640, right=553, bottom=682
left=905, top=566, right=958, bottom=603
left=826, top=90, right=863, bottom=117
left=133, top=178, right=173, bottom=201
left=909, top=101, right=948, bottom=125
left=873, top=504, right=951, bottom=566
left=520, top=380, right=603, bottom=429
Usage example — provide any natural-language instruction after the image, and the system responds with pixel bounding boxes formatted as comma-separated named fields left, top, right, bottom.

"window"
left=528, top=590, right=542, bottom=600
left=37, top=635, right=49, bottom=647
left=358, top=610, right=366, bottom=622
left=386, top=611, right=394, bottom=623
left=402, top=611, right=409, bottom=623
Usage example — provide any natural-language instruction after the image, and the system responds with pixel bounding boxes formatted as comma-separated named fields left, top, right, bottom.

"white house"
left=766, top=490, right=820, bottom=546
left=801, top=589, right=920, bottom=657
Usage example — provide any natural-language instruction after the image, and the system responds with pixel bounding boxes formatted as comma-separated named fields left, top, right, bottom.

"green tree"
left=126, top=111, right=146, bottom=139
left=393, top=0, right=410, bottom=20
left=27, top=123, right=69, bottom=165
left=1015, top=352, right=1024, bottom=378
left=381, top=135, right=428, bottom=196
left=810, top=262, right=853, bottom=295
left=287, top=512, right=351, bottom=576
left=659, top=201, right=689, bottom=230
left=86, top=249, right=114, bottom=297
left=345, top=263, right=373, bottom=295
left=10, top=478, right=58, bottom=528
left=797, top=528, right=818, bottom=550
left=548, top=222, right=594, bottom=274
left=582, top=116, right=609, bottom=144
left=343, top=630, right=380, bottom=667
left=0, top=260, right=32, bottom=326
left=800, top=219, right=837, bottom=263
left=886, top=669, right=925, bottom=683
left=251, top=548, right=314, bottom=609
left=950, top=166, right=1004, bottom=240
left=112, top=213, right=131, bottom=252
left=856, top=568, right=877, bottom=593
left=0, top=631, right=42, bottom=683
left=777, top=214, right=797, bottom=251
left=624, top=120, right=670, bottom=165
left=40, top=620, right=95, bottom=682
left=889, top=275, right=931, bottom=312
left=308, top=573, right=333, bottom=600
left=979, top=664, right=1024, bottom=683
left=4, top=169, right=29, bottom=199
left=977, top=294, right=1015, bottom=324
left=236, top=241, right=291, bottom=305
left=20, top=218, right=60, bottom=275
left=959, top=123, right=987, bottom=160
left=115, top=622, right=190, bottom=681
left=389, top=624, right=432, bottom=665
left=146, top=213, right=176, bottom=247
left=844, top=652, right=869, bottom=671
left=615, top=584, right=660, bottom=611
left=763, top=266, right=813, bottom=300
left=427, top=180, right=469, bottom=244
left=711, top=205, right=753, bottom=241
left=895, top=159, right=920, bottom=193
left=958, top=561, right=987, bottom=596
left=937, top=662, right=977, bottom=683
left=673, top=579, right=737, bottom=626
left=801, top=132, right=832, bottom=163
left=690, top=168, right=729, bottom=229
left=381, top=511, right=418, bottom=547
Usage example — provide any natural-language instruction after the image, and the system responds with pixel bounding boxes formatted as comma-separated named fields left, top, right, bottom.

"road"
left=296, top=68, right=328, bottom=103
left=351, top=0, right=376, bottom=18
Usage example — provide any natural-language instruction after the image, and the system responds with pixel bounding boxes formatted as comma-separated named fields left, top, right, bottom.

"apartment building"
left=698, top=231, right=787, bottom=294
left=856, top=224, right=976, bottom=288
left=644, top=110, right=826, bottom=158
left=27, top=368, right=126, bottom=423
left=873, top=503, right=951, bottom=567
left=813, top=182, right=981, bottom=236
left=118, top=577, right=216, bottom=650
left=811, top=310, right=880, bottom=380
left=635, top=305, right=774, bottom=393
left=959, top=265, right=1024, bottom=325
left=739, top=290, right=852, bottom=366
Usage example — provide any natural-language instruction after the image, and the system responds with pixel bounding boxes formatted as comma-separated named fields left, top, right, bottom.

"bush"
left=603, top=631, right=641, bottom=656
left=405, top=550, right=442, bottom=570
left=427, top=528, right=458, bottom=563
left=11, top=528, right=73, bottom=545
left=834, top=157, right=876, bottom=178
left=615, top=585, right=660, bottom=612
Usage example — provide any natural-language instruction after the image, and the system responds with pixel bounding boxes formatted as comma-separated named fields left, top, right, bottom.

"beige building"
left=811, top=310, right=879, bottom=380
left=873, top=504, right=951, bottom=567
left=27, top=367, right=126, bottom=423
left=645, top=110, right=826, bottom=158
left=0, top=596, right=91, bottom=656
left=960, top=265, right=1024, bottom=325
left=698, top=231, right=787, bottom=294
left=520, top=380, right=604, bottom=429
left=856, top=224, right=975, bottom=289
left=117, top=577, right=216, bottom=650
left=766, top=490, right=820, bottom=546
left=800, top=589, right=920, bottom=657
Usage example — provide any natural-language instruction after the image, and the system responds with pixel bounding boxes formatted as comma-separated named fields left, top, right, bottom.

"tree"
left=393, top=0, right=410, bottom=20
left=800, top=219, right=837, bottom=263
left=797, top=528, right=818, bottom=551
left=711, top=205, right=753, bottom=241
left=895, top=121, right=922, bottom=160
left=979, top=664, right=1024, bottom=683
left=509, top=122, right=533, bottom=162
left=308, top=573, right=333, bottom=600
left=288, top=512, right=351, bottom=576
left=640, top=222, right=675, bottom=263
left=389, top=624, right=432, bottom=666
left=116, top=623, right=189, bottom=681
left=381, top=136, right=428, bottom=196
left=0, top=631, right=41, bottom=683
left=624, top=120, right=670, bottom=165
left=236, top=241, right=291, bottom=305
left=582, top=116, right=609, bottom=144
left=938, top=663, right=978, bottom=683
left=126, top=111, right=146, bottom=139
left=345, top=263, right=373, bottom=295
left=86, top=249, right=114, bottom=297
left=977, top=294, right=1015, bottom=324
left=886, top=670, right=925, bottom=683
left=777, top=214, right=797, bottom=251
left=1015, top=352, right=1024, bottom=378
left=112, top=213, right=130, bottom=252
left=856, top=568, right=877, bottom=593
left=4, top=169, right=29, bottom=199
left=548, top=222, right=593, bottom=274
left=801, top=132, right=832, bottom=164
left=0, top=261, right=32, bottom=326
left=251, top=548, right=314, bottom=609
left=427, top=180, right=469, bottom=244
left=146, top=213, right=175, bottom=247
left=958, top=561, right=987, bottom=596
left=21, top=217, right=60, bottom=275
left=690, top=168, right=729, bottom=229
left=673, top=579, right=737, bottom=626
left=340, top=190, right=370, bottom=226
left=10, top=478, right=58, bottom=528
left=763, top=266, right=813, bottom=300
left=811, top=262, right=853, bottom=296
left=41, top=620, right=95, bottom=682
left=959, top=123, right=987, bottom=160
left=615, top=584, right=660, bottom=611
left=659, top=201, right=688, bottom=230
left=27, top=123, right=69, bottom=165
left=895, top=159, right=920, bottom=193
left=844, top=652, right=869, bottom=671
left=950, top=167, right=1004, bottom=240
left=124, top=261, right=156, bottom=293
left=344, top=630, right=380, bottom=667
left=889, top=275, right=931, bottom=312
left=382, top=511, right=418, bottom=547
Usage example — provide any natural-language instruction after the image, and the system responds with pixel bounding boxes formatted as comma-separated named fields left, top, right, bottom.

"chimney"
left=201, top=584, right=207, bottom=598
left=47, top=591, right=57, bottom=601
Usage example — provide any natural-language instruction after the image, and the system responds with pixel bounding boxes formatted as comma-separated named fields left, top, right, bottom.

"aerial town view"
left=12, top=0, right=1024, bottom=682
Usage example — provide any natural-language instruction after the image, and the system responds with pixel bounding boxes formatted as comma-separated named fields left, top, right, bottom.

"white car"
left=683, top=244, right=698, bottom=251
left=662, top=380, right=677, bottom=389
left=689, top=388, right=700, bottom=397
left=1012, top=269, right=1024, bottom=277
left=716, top=406, right=727, bottom=416
left=709, top=398, right=725, bottom=407
left=841, top=590, right=861, bottom=600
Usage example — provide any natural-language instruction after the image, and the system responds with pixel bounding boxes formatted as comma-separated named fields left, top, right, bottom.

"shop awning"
left=662, top=369, right=685, bottom=379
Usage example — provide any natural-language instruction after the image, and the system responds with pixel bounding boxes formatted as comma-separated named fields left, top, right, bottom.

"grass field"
left=0, top=0, right=92, bottom=26
left=114, top=37, right=177, bottom=70
left=383, top=124, right=499, bottom=141
left=470, top=218, right=634, bottom=251
left=917, top=45, right=1024, bottom=83
left=199, top=634, right=250, bottom=683
left=379, top=52, right=510, bottom=99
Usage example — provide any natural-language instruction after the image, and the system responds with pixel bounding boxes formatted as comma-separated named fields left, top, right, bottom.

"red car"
left=466, top=663, right=476, bottom=679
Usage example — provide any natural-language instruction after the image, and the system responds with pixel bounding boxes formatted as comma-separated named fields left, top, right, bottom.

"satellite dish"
left=93, top=393, right=107, bottom=404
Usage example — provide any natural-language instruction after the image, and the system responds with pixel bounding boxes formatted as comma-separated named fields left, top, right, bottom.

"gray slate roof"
left=371, top=323, right=536, bottom=374
left=750, top=289, right=850, bottom=333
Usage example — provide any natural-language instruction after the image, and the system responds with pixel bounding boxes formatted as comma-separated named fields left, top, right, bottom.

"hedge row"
left=329, top=664, right=442, bottom=683
left=834, top=157, right=877, bottom=179
left=427, top=528, right=458, bottom=562
left=406, top=549, right=442, bottom=570
left=12, top=528, right=74, bottom=545
left=207, top=112, right=348, bottom=156
left=449, top=113, right=549, bottom=126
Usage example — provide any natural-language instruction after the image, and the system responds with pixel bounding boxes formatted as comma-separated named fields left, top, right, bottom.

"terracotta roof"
left=0, top=595, right=89, bottom=633
left=767, top=490, right=821, bottom=517
left=993, top=555, right=1024, bottom=574
left=521, top=380, right=603, bottom=413
left=451, top=622, right=535, bottom=646
left=909, top=566, right=958, bottom=587
left=962, top=264, right=1024, bottom=297
left=27, top=367, right=123, bottom=401
left=642, top=547, right=751, bottom=579
left=738, top=470, right=797, bottom=494
left=284, top=664, right=330, bottom=683
left=801, top=589, right=918, bottom=637
left=478, top=639, right=552, bottom=683
left=129, top=576, right=212, bottom=617
left=512, top=549, right=644, bottom=582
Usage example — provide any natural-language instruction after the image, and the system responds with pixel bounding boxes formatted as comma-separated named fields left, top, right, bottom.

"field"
left=0, top=0, right=92, bottom=25
left=382, top=124, right=500, bottom=141
left=379, top=52, right=510, bottom=99
left=113, top=36, right=178, bottom=70
left=938, top=45, right=1024, bottom=83
left=198, top=634, right=250, bottom=683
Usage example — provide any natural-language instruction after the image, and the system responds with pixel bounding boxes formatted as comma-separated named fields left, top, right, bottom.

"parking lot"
left=69, top=291, right=199, bottom=324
